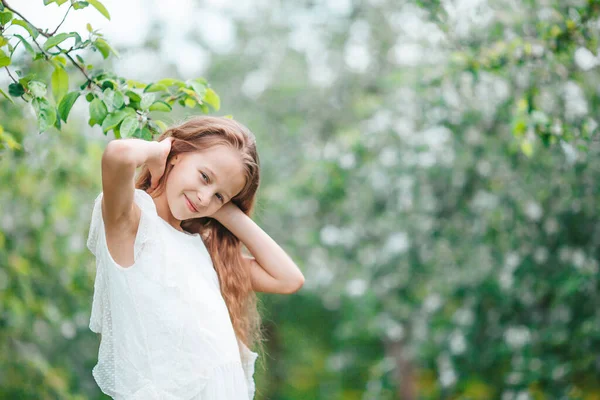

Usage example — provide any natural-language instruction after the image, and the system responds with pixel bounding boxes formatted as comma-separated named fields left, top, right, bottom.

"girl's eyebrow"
left=204, top=166, right=231, bottom=201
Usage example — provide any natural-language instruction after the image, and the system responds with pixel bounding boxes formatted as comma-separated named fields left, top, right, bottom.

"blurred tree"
left=198, top=0, right=600, bottom=398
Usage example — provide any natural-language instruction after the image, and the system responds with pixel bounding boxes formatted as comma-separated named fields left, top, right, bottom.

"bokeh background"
left=1, top=0, right=600, bottom=399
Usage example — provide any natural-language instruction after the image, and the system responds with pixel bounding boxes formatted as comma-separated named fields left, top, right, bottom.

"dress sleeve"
left=87, top=188, right=158, bottom=333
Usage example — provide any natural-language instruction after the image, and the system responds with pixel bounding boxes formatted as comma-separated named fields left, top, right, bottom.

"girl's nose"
left=196, top=191, right=210, bottom=207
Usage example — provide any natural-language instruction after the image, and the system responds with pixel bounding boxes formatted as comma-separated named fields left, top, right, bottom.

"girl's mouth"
left=185, top=195, right=198, bottom=212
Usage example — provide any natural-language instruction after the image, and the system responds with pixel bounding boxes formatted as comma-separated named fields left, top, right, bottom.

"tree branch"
left=62, top=50, right=102, bottom=90
left=1, top=0, right=50, bottom=38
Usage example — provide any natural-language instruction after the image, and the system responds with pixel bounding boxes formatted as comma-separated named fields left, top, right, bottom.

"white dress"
left=87, top=188, right=259, bottom=400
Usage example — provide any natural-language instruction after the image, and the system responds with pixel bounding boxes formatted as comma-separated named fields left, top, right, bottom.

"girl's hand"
left=147, top=137, right=174, bottom=193
left=211, top=201, right=241, bottom=223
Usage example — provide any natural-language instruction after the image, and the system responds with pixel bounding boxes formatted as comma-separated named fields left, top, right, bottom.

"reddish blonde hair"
left=134, top=116, right=264, bottom=360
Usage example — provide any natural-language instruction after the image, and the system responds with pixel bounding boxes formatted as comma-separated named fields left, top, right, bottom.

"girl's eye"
left=216, top=193, right=224, bottom=202
left=201, top=172, right=209, bottom=182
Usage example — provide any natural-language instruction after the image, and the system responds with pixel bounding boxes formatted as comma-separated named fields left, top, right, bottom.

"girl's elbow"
left=287, top=274, right=305, bottom=294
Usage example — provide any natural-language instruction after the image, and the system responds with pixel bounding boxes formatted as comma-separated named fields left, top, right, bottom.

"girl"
left=86, top=116, right=305, bottom=399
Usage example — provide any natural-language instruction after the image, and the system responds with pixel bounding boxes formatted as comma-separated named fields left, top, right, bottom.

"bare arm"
left=214, top=204, right=305, bottom=294
left=101, top=138, right=161, bottom=224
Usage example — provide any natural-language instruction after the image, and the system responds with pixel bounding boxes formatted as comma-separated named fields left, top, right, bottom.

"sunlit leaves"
left=0, top=1, right=221, bottom=143
left=51, top=66, right=69, bottom=103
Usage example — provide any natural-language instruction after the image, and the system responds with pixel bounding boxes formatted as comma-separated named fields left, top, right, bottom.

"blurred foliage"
left=1, top=0, right=600, bottom=399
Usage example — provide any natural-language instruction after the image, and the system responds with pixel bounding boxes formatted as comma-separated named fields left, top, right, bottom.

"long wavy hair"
left=134, top=116, right=264, bottom=361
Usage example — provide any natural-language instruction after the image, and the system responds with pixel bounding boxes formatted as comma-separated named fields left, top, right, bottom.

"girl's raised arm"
left=100, top=138, right=163, bottom=225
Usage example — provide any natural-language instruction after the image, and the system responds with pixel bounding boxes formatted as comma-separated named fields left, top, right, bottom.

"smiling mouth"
left=185, top=195, right=198, bottom=212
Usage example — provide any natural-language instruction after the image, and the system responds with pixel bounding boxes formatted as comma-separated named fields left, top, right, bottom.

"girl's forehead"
left=185, top=146, right=240, bottom=163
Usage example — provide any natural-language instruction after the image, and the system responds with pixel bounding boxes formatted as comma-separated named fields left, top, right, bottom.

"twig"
left=63, top=51, right=102, bottom=90
left=4, top=66, right=17, bottom=83
left=50, top=4, right=72, bottom=36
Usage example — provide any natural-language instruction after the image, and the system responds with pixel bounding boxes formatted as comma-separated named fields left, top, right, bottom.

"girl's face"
left=164, top=144, right=246, bottom=220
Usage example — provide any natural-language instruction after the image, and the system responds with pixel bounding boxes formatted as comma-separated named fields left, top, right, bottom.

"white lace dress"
left=87, top=188, right=259, bottom=400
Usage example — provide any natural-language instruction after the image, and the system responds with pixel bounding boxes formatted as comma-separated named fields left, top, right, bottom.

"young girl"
left=86, top=116, right=305, bottom=399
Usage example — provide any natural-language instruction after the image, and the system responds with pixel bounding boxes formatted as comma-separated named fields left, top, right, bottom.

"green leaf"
left=8, top=83, right=24, bottom=97
left=32, top=97, right=57, bottom=133
left=102, top=88, right=115, bottom=110
left=11, top=19, right=39, bottom=39
left=156, top=78, right=184, bottom=87
left=112, top=90, right=124, bottom=109
left=204, top=88, right=220, bottom=111
left=133, top=126, right=152, bottom=140
left=102, top=109, right=129, bottom=133
left=87, top=0, right=110, bottom=20
left=43, top=32, right=76, bottom=50
left=0, top=49, right=10, bottom=67
left=14, top=34, right=34, bottom=56
left=58, top=91, right=80, bottom=122
left=72, top=1, right=89, bottom=10
left=125, top=90, right=141, bottom=102
left=54, top=112, right=62, bottom=129
left=89, top=98, right=108, bottom=126
left=184, top=97, right=196, bottom=108
left=27, top=81, right=47, bottom=98
left=0, top=87, right=14, bottom=104
left=140, top=93, right=155, bottom=110
left=126, top=79, right=147, bottom=89
left=51, top=66, right=68, bottom=103
left=143, top=83, right=168, bottom=93
left=52, top=55, right=67, bottom=66
left=94, top=38, right=119, bottom=59
left=120, top=116, right=139, bottom=138
left=56, top=0, right=70, bottom=4
left=189, top=80, right=207, bottom=98
left=149, top=101, right=172, bottom=112
left=0, top=11, right=13, bottom=25
left=152, top=119, right=168, bottom=132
